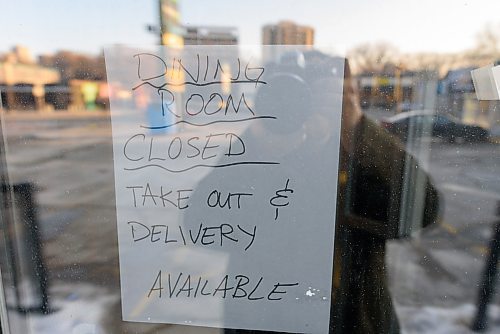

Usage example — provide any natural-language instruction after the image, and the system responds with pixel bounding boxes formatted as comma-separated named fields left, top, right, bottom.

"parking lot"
left=2, top=110, right=500, bottom=333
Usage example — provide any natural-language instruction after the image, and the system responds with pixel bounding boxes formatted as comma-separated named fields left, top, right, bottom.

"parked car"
left=380, top=110, right=489, bottom=143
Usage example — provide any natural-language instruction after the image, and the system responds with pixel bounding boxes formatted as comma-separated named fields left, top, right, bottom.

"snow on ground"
left=7, top=283, right=117, bottom=334
left=397, top=303, right=500, bottom=334
left=7, top=282, right=500, bottom=334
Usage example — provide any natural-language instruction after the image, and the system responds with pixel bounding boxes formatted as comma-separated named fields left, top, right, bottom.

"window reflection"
left=1, top=1, right=500, bottom=333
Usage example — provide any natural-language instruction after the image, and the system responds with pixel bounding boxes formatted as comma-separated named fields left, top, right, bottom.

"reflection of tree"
left=347, top=23, right=500, bottom=76
left=347, top=42, right=400, bottom=74
left=474, top=22, right=500, bottom=57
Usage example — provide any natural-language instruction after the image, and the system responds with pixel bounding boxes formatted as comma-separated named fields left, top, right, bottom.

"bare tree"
left=474, top=22, right=500, bottom=57
left=347, top=42, right=400, bottom=74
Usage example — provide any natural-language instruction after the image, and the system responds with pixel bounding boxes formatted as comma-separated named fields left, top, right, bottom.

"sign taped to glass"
left=104, top=45, right=344, bottom=333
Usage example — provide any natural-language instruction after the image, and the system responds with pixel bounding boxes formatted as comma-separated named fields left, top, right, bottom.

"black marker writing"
left=128, top=221, right=257, bottom=251
left=269, top=179, right=294, bottom=220
left=132, top=53, right=267, bottom=89
left=126, top=184, right=192, bottom=209
left=148, top=271, right=299, bottom=301
left=207, top=189, right=253, bottom=209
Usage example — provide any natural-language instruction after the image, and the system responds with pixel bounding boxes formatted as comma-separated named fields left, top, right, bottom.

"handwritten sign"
left=105, top=45, right=344, bottom=333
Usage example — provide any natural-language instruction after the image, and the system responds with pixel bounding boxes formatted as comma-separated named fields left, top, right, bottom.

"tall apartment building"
left=262, top=21, right=314, bottom=62
left=262, top=21, right=314, bottom=45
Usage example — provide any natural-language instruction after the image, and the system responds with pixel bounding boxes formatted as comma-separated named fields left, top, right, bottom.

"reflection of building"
left=39, top=50, right=107, bottom=110
left=39, top=51, right=106, bottom=85
left=0, top=46, right=109, bottom=111
left=183, top=26, right=238, bottom=45
left=358, top=65, right=500, bottom=137
left=358, top=71, right=438, bottom=111
left=0, top=46, right=60, bottom=110
left=262, top=21, right=314, bottom=62
left=437, top=67, right=476, bottom=117
left=262, top=21, right=314, bottom=45
left=437, top=67, right=500, bottom=135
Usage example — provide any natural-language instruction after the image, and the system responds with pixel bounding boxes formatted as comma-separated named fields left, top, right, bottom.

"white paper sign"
left=105, top=45, right=344, bottom=333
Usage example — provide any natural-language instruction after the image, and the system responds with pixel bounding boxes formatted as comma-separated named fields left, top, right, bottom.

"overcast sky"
left=1, top=0, right=499, bottom=57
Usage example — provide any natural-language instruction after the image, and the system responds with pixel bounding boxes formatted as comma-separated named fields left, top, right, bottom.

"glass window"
left=1, top=1, right=500, bottom=333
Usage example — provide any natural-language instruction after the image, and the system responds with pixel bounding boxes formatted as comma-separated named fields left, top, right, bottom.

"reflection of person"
left=331, top=61, right=440, bottom=334
left=182, top=51, right=341, bottom=333
left=223, top=52, right=439, bottom=334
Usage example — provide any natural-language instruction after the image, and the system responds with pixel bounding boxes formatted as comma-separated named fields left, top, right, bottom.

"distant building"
left=0, top=47, right=109, bottom=111
left=437, top=67, right=500, bottom=135
left=436, top=67, right=476, bottom=118
left=10, top=45, right=35, bottom=64
left=39, top=51, right=107, bottom=110
left=0, top=46, right=60, bottom=110
left=261, top=21, right=314, bottom=62
left=357, top=70, right=438, bottom=112
left=183, top=26, right=238, bottom=45
left=262, top=21, right=314, bottom=45
left=39, top=51, right=106, bottom=85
